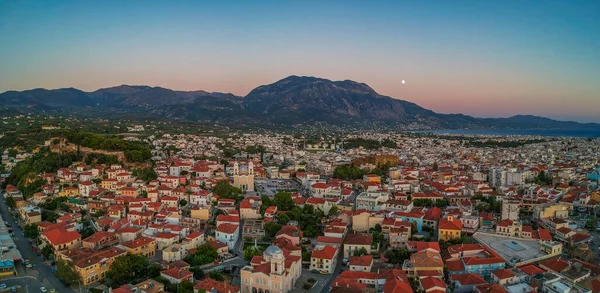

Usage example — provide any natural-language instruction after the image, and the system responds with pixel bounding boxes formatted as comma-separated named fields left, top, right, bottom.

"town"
left=1, top=123, right=599, bottom=293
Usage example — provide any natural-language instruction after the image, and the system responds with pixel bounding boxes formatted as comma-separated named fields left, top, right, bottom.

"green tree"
left=179, top=199, right=188, bottom=207
left=277, top=213, right=290, bottom=225
left=432, top=161, right=439, bottom=171
left=435, top=199, right=449, bottom=208
left=353, top=247, right=368, bottom=257
left=184, top=244, right=218, bottom=266
left=384, top=248, right=411, bottom=264
left=178, top=280, right=195, bottom=293
left=23, top=223, right=40, bottom=239
left=213, top=180, right=242, bottom=200
left=4, top=196, right=16, bottom=209
left=107, top=254, right=149, bottom=286
left=190, top=267, right=205, bottom=279
left=55, top=259, right=81, bottom=286
left=328, top=205, right=339, bottom=217
left=274, top=191, right=294, bottom=211
left=265, top=221, right=282, bottom=238
left=244, top=246, right=265, bottom=261
left=209, top=271, right=224, bottom=281
left=41, top=244, right=53, bottom=259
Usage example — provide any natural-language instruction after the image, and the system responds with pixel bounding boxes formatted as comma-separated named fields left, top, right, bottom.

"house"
left=155, top=233, right=180, bottom=250
left=275, top=225, right=302, bottom=246
left=216, top=223, right=239, bottom=250
left=349, top=255, right=373, bottom=272
left=163, top=243, right=187, bottom=263
left=182, top=232, right=205, bottom=250
left=450, top=274, right=488, bottom=293
left=403, top=250, right=444, bottom=278
left=343, top=234, right=374, bottom=259
left=160, top=267, right=193, bottom=284
left=491, top=269, right=516, bottom=286
left=420, top=276, right=446, bottom=293
left=438, top=216, right=462, bottom=242
left=310, top=245, right=338, bottom=274
left=195, top=278, right=240, bottom=293
left=120, top=237, right=156, bottom=258
left=66, top=247, right=127, bottom=285
left=41, top=228, right=82, bottom=252
left=206, top=240, right=229, bottom=256
left=82, top=231, right=119, bottom=251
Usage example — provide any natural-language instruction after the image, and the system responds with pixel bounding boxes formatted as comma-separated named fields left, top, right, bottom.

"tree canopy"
left=107, top=254, right=149, bottom=287
left=55, top=259, right=81, bottom=286
left=184, top=244, right=218, bottom=266
left=274, top=191, right=294, bottom=211
left=212, top=180, right=243, bottom=200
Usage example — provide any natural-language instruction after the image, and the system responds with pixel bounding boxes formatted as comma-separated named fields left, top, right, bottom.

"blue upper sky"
left=1, top=0, right=599, bottom=122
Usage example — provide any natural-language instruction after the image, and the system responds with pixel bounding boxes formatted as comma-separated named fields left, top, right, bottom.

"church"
left=240, top=245, right=302, bottom=293
left=233, top=160, right=255, bottom=192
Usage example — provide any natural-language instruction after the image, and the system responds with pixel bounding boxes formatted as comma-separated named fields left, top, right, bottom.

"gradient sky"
left=1, top=1, right=599, bottom=122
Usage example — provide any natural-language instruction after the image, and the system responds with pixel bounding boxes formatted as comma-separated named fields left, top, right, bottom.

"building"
left=310, top=245, right=338, bottom=274
left=343, top=234, right=374, bottom=259
left=232, top=161, right=255, bottom=192
left=41, top=228, right=82, bottom=252
left=240, top=245, right=302, bottom=293
left=160, top=267, right=193, bottom=284
left=163, top=243, right=187, bottom=263
left=349, top=255, right=373, bottom=272
left=501, top=200, right=520, bottom=221
left=82, top=231, right=119, bottom=251
left=65, top=247, right=127, bottom=285
left=120, top=237, right=156, bottom=258
left=403, top=250, right=444, bottom=278
left=216, top=223, right=239, bottom=250
left=438, top=216, right=463, bottom=242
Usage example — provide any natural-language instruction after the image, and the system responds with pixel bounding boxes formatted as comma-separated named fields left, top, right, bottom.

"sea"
left=409, top=129, right=600, bottom=138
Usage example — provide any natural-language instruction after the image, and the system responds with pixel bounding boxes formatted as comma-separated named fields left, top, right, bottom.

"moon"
left=402, top=80, right=406, bottom=84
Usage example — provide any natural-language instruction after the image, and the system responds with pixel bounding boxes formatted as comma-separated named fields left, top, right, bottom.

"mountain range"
left=1, top=75, right=598, bottom=130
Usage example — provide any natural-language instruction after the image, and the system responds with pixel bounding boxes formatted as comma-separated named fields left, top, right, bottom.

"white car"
left=0, top=284, right=6, bottom=289
left=40, top=287, right=47, bottom=293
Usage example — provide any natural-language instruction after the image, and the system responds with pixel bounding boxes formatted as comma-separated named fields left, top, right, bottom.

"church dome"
left=264, top=245, right=283, bottom=258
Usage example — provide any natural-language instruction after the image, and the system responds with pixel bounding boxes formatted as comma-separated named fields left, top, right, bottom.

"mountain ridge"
left=1, top=76, right=598, bottom=130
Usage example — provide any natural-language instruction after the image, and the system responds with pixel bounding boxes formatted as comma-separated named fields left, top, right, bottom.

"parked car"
left=0, top=284, right=6, bottom=289
left=40, top=287, right=47, bottom=293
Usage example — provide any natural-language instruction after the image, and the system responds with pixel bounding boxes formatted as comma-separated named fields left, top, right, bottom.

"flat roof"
left=474, top=233, right=547, bottom=264
left=0, top=215, right=22, bottom=262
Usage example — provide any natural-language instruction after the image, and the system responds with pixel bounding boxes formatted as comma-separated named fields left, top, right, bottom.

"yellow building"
left=58, top=186, right=79, bottom=198
left=404, top=250, right=444, bottom=278
left=65, top=247, right=127, bottom=285
left=121, top=237, right=156, bottom=258
left=438, top=216, right=462, bottom=242
left=351, top=211, right=384, bottom=232
left=533, top=203, right=571, bottom=219
left=343, top=234, right=375, bottom=258
left=363, top=174, right=381, bottom=183
left=190, top=207, right=210, bottom=221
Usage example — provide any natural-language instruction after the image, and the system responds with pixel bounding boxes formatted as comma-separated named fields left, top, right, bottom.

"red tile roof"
left=450, top=273, right=487, bottom=286
left=539, top=258, right=570, bottom=273
left=492, top=269, right=515, bottom=280
left=312, top=245, right=338, bottom=260
left=345, top=233, right=373, bottom=245
left=42, top=229, right=81, bottom=246
left=216, top=223, right=239, bottom=234
left=438, top=216, right=462, bottom=230
left=349, top=255, right=373, bottom=267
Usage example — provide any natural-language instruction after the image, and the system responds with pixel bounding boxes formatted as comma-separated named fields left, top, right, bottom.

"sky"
left=1, top=1, right=599, bottom=122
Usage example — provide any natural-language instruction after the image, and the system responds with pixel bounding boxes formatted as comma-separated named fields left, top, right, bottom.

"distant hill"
left=1, top=76, right=598, bottom=130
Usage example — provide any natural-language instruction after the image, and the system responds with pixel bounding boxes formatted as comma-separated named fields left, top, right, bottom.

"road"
left=0, top=192, right=77, bottom=293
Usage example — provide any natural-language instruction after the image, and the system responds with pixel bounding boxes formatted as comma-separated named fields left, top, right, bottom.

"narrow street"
left=0, top=192, right=78, bottom=293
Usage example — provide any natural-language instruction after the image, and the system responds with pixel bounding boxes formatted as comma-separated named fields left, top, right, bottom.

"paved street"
left=0, top=192, right=77, bottom=293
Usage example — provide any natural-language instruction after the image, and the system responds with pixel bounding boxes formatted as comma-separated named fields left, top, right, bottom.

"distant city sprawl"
left=0, top=116, right=599, bottom=293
